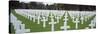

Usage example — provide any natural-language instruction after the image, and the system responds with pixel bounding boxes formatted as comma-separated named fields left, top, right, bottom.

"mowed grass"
left=11, top=10, right=96, bottom=32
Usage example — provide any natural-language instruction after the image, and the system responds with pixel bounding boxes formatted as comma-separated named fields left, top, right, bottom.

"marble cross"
left=63, top=13, right=68, bottom=31
left=49, top=19, right=56, bottom=32
left=32, top=15, right=36, bottom=22
left=41, top=17, right=48, bottom=28
left=74, top=18, right=79, bottom=29
left=80, top=17, right=84, bottom=24
left=37, top=16, right=41, bottom=24
left=49, top=13, right=57, bottom=32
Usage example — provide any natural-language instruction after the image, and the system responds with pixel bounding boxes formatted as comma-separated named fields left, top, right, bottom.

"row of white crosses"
left=63, top=12, right=68, bottom=31
left=71, top=11, right=95, bottom=24
left=60, top=12, right=71, bottom=31
left=10, top=13, right=30, bottom=34
left=15, top=10, right=64, bottom=25
left=23, top=10, right=49, bottom=28
left=15, top=9, right=96, bottom=31
left=15, top=10, right=46, bottom=27
left=49, top=13, right=57, bottom=32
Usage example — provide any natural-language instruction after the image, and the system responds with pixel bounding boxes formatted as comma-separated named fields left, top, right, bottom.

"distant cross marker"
left=74, top=18, right=79, bottom=29
left=63, top=13, right=68, bottom=31
left=41, top=17, right=48, bottom=28
left=55, top=16, right=60, bottom=23
left=32, top=15, right=36, bottom=22
left=49, top=13, right=56, bottom=32
left=80, top=17, right=84, bottom=24
left=37, top=16, right=41, bottom=24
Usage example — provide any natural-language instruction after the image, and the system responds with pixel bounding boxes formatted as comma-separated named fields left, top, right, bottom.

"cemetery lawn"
left=11, top=10, right=96, bottom=32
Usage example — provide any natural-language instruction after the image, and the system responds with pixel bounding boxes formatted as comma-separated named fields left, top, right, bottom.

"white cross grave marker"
left=49, top=19, right=56, bottom=32
left=74, top=18, right=79, bottom=29
left=37, top=15, right=41, bottom=24
left=63, top=13, right=68, bottom=31
left=32, top=15, right=36, bottom=22
left=49, top=13, right=57, bottom=32
left=81, top=17, right=84, bottom=24
left=41, top=17, right=48, bottom=28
